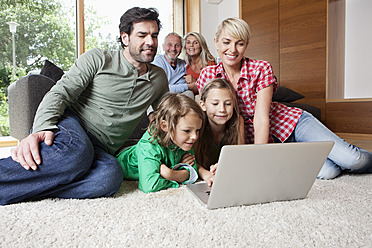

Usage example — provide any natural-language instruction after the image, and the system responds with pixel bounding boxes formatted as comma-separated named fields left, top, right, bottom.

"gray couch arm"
left=8, top=74, right=56, bottom=140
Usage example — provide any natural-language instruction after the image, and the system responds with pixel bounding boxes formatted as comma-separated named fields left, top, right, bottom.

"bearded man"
left=0, top=7, right=169, bottom=205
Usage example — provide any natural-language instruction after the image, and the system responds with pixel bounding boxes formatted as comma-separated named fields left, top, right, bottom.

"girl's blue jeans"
left=284, top=111, right=372, bottom=179
left=0, top=111, right=123, bottom=205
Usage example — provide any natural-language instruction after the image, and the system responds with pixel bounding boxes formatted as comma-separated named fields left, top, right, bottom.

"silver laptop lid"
left=207, top=141, right=334, bottom=209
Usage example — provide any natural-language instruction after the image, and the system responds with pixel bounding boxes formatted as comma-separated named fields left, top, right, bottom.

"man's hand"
left=11, top=131, right=55, bottom=171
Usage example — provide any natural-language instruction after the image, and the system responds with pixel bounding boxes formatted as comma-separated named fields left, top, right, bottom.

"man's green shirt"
left=32, top=48, right=169, bottom=155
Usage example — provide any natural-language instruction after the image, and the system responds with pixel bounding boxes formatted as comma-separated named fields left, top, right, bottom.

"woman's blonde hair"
left=194, top=78, right=241, bottom=169
left=148, top=92, right=205, bottom=147
left=215, top=17, right=251, bottom=44
left=183, top=32, right=215, bottom=67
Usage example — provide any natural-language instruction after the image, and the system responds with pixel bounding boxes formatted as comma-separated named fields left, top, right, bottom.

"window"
left=1, top=0, right=77, bottom=72
left=83, top=0, right=174, bottom=54
left=1, top=0, right=77, bottom=136
left=0, top=0, right=182, bottom=137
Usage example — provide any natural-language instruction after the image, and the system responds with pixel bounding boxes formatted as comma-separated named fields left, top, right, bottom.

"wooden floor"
left=337, top=133, right=372, bottom=152
left=0, top=136, right=18, bottom=147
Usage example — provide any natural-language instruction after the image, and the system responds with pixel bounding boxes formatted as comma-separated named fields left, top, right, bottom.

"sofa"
left=8, top=60, right=320, bottom=144
left=271, top=85, right=321, bottom=120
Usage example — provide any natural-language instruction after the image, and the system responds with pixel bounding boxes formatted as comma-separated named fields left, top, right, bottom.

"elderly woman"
left=183, top=32, right=216, bottom=91
left=196, top=17, right=372, bottom=180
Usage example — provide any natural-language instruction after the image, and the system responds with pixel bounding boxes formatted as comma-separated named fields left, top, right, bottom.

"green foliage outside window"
left=0, top=90, right=10, bottom=136
left=0, top=0, right=119, bottom=136
left=0, top=65, right=26, bottom=136
left=0, top=66, right=11, bottom=136
left=1, top=0, right=76, bottom=71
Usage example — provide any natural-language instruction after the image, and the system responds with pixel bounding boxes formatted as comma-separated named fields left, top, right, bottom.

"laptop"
left=186, top=141, right=334, bottom=209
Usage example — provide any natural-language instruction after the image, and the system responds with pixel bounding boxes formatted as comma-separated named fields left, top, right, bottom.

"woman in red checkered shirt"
left=196, top=17, right=372, bottom=180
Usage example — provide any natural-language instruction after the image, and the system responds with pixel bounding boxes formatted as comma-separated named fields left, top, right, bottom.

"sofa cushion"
left=272, top=86, right=304, bottom=102
left=280, top=102, right=321, bottom=121
left=40, top=60, right=64, bottom=82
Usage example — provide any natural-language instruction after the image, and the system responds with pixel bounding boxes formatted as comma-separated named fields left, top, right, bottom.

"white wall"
left=344, top=0, right=372, bottom=98
left=200, top=0, right=239, bottom=58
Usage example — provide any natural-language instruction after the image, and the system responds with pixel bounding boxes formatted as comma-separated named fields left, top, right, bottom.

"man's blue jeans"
left=286, top=111, right=372, bottom=179
left=0, top=111, right=124, bottom=205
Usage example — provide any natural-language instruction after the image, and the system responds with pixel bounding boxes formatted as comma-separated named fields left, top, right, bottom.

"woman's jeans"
left=0, top=112, right=124, bottom=205
left=285, top=111, right=372, bottom=179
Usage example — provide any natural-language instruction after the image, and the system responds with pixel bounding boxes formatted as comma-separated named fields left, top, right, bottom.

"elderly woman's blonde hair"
left=183, top=32, right=215, bottom=68
left=215, top=17, right=251, bottom=44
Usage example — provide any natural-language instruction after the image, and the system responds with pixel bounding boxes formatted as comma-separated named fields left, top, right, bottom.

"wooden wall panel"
left=279, top=0, right=327, bottom=103
left=326, top=102, right=372, bottom=134
left=280, top=46, right=326, bottom=102
left=242, top=0, right=280, bottom=78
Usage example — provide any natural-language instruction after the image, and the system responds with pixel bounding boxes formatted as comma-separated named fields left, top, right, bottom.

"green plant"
left=0, top=89, right=9, bottom=136
left=0, top=66, right=11, bottom=90
left=0, top=65, right=26, bottom=136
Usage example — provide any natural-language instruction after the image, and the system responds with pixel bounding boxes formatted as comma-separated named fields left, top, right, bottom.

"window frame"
left=75, top=0, right=199, bottom=56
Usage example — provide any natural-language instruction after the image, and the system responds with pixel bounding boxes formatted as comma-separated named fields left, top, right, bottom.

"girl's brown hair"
left=194, top=78, right=241, bottom=169
left=148, top=92, right=205, bottom=147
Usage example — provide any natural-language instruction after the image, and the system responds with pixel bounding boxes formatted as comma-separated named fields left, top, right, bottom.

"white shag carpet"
left=1, top=174, right=371, bottom=248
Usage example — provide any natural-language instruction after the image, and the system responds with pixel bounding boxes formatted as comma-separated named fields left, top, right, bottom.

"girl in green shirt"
left=194, top=78, right=244, bottom=186
left=116, top=92, right=205, bottom=193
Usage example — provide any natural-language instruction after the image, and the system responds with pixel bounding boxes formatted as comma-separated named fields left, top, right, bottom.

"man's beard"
left=164, top=52, right=179, bottom=63
left=129, top=45, right=157, bottom=63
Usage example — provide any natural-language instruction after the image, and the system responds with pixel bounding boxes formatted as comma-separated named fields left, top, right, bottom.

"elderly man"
left=153, top=32, right=196, bottom=98
left=0, top=7, right=169, bottom=205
